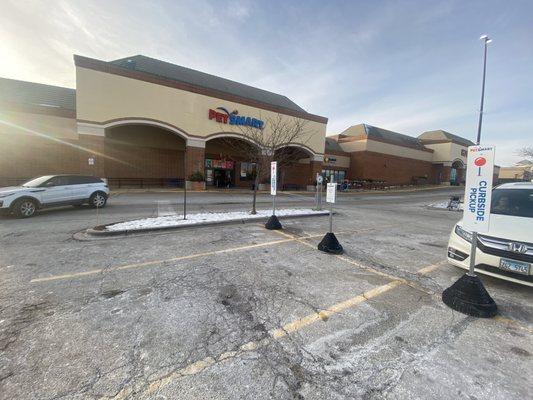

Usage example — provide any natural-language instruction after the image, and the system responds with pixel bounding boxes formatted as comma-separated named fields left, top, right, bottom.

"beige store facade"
left=75, top=55, right=328, bottom=189
left=0, top=55, right=328, bottom=189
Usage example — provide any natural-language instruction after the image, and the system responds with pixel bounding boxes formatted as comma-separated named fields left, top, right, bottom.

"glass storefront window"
left=321, top=169, right=346, bottom=183
left=240, top=162, right=257, bottom=181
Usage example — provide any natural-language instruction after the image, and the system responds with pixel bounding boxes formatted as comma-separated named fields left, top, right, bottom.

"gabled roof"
left=339, top=123, right=430, bottom=151
left=109, top=55, right=306, bottom=113
left=516, top=159, right=533, bottom=166
left=418, top=130, right=474, bottom=147
left=0, top=77, right=76, bottom=111
left=325, top=137, right=346, bottom=153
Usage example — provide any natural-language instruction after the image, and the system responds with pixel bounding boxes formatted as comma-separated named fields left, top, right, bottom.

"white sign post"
left=462, top=145, right=495, bottom=276
left=271, top=162, right=277, bottom=214
left=326, top=180, right=336, bottom=233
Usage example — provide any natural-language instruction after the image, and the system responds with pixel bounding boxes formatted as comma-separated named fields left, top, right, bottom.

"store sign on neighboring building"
left=324, top=156, right=337, bottom=165
left=208, top=107, right=264, bottom=129
left=462, top=145, right=495, bottom=233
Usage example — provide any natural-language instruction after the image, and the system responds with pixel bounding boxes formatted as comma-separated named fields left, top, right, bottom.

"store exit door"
left=213, top=169, right=234, bottom=188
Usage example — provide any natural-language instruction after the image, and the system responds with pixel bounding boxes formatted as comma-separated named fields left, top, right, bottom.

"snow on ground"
left=106, top=208, right=328, bottom=231
left=428, top=201, right=464, bottom=210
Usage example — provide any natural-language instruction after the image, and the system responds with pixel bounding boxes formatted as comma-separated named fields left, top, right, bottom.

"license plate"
left=499, top=258, right=531, bottom=275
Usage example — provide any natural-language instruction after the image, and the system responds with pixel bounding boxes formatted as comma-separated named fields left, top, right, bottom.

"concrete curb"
left=86, top=211, right=330, bottom=237
left=109, top=185, right=455, bottom=196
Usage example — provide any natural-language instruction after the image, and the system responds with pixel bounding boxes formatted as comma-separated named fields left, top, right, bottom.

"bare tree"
left=219, top=114, right=313, bottom=214
left=516, top=146, right=533, bottom=160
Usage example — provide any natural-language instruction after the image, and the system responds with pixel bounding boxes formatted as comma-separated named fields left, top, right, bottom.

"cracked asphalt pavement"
left=0, top=188, right=531, bottom=399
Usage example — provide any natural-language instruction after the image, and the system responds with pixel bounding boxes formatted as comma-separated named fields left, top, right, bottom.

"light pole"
left=441, top=34, right=497, bottom=319
left=468, top=34, right=492, bottom=278
left=476, top=35, right=492, bottom=146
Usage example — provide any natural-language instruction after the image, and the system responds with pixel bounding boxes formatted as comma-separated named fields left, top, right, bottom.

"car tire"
left=13, top=198, right=37, bottom=218
left=89, top=191, right=107, bottom=208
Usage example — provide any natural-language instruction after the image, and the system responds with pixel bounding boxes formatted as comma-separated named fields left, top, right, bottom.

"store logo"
left=508, top=242, right=527, bottom=254
left=474, top=156, right=486, bottom=176
left=208, top=107, right=264, bottom=129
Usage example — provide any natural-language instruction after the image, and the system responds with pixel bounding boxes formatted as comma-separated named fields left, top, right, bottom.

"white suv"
left=447, top=182, right=533, bottom=286
left=0, top=175, right=109, bottom=218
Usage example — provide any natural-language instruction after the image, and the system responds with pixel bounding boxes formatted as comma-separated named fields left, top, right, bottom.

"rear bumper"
left=447, top=230, right=533, bottom=287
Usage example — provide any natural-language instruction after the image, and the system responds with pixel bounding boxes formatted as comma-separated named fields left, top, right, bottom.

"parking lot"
left=0, top=188, right=531, bottom=400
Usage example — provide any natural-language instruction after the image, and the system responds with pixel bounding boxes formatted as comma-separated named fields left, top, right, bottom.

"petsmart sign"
left=462, top=145, right=495, bottom=233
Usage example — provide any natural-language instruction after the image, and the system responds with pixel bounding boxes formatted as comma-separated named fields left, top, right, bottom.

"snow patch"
left=106, top=208, right=328, bottom=232
left=428, top=201, right=464, bottom=210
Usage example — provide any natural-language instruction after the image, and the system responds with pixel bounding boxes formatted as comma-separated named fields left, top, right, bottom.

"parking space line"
left=270, top=229, right=442, bottom=292
left=30, top=234, right=331, bottom=283
left=104, top=278, right=406, bottom=400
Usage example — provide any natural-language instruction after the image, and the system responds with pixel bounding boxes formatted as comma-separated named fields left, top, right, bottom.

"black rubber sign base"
left=265, top=215, right=282, bottom=230
left=442, top=273, right=497, bottom=318
left=317, top=232, right=343, bottom=254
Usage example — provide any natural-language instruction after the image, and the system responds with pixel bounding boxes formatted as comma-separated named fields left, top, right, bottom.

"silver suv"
left=0, top=175, right=109, bottom=218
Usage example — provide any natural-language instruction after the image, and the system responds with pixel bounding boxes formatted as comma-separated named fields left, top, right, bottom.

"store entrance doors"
left=213, top=169, right=234, bottom=188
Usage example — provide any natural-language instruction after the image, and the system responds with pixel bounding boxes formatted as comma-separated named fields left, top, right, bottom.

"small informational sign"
left=88, top=157, right=95, bottom=166
left=270, top=161, right=277, bottom=196
left=326, top=182, right=336, bottom=203
left=462, top=145, right=495, bottom=233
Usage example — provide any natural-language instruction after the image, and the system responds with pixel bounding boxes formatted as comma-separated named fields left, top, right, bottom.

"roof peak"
left=108, top=54, right=306, bottom=113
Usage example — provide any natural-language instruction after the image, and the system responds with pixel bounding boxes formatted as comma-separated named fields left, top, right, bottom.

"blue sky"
left=1, top=0, right=531, bottom=165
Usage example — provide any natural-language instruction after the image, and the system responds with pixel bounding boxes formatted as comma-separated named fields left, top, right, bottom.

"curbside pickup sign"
left=270, top=162, right=277, bottom=196
left=462, top=145, right=495, bottom=233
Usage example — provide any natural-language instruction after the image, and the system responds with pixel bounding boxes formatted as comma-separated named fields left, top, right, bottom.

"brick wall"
left=104, top=139, right=185, bottom=179
left=185, top=146, right=205, bottom=179
left=347, top=151, right=434, bottom=185
left=0, top=131, right=80, bottom=185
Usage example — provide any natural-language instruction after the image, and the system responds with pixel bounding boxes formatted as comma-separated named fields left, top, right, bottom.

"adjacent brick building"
left=323, top=124, right=476, bottom=186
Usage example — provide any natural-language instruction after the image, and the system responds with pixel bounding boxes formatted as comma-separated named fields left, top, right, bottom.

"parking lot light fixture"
left=442, top=35, right=497, bottom=319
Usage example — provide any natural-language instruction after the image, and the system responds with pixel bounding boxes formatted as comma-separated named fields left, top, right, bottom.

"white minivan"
left=447, top=182, right=533, bottom=286
left=0, top=175, right=109, bottom=218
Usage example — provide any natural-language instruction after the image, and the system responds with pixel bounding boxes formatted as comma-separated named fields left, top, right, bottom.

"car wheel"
left=89, top=192, right=107, bottom=208
left=14, top=198, right=37, bottom=218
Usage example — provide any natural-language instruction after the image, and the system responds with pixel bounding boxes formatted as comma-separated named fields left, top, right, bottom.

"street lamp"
left=441, top=35, right=497, bottom=319
left=476, top=35, right=492, bottom=145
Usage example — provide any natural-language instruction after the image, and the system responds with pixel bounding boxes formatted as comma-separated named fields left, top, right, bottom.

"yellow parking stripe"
left=103, top=277, right=406, bottom=400
left=30, top=238, right=296, bottom=283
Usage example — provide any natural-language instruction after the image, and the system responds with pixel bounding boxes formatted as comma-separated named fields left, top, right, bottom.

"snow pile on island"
left=106, top=208, right=328, bottom=231
left=428, top=201, right=464, bottom=210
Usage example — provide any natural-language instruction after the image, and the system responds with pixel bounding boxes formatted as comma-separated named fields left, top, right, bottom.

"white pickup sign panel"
left=270, top=161, right=277, bottom=196
left=326, top=182, right=336, bottom=203
left=462, top=145, right=495, bottom=233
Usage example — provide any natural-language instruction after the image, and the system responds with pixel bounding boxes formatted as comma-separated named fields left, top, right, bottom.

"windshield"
left=21, top=176, right=53, bottom=188
left=491, top=188, right=533, bottom=218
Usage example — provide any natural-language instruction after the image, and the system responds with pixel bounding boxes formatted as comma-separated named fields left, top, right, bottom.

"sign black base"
left=265, top=215, right=282, bottom=230
left=442, top=273, right=497, bottom=318
left=318, top=232, right=343, bottom=254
